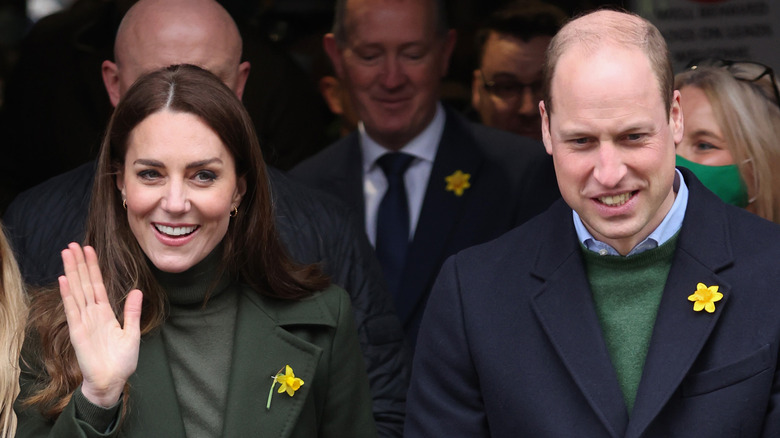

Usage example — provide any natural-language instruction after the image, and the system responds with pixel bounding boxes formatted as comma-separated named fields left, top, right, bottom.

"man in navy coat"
left=406, top=9, right=780, bottom=437
left=291, top=0, right=559, bottom=351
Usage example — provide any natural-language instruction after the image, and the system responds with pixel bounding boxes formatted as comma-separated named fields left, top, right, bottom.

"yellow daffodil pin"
left=688, top=283, right=723, bottom=313
left=266, top=365, right=304, bottom=409
left=445, top=170, right=471, bottom=196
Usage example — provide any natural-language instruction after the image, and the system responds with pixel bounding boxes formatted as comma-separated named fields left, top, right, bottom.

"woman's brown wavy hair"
left=24, top=64, right=329, bottom=419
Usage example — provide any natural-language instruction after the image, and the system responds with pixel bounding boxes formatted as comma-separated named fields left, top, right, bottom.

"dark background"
left=0, top=0, right=624, bottom=112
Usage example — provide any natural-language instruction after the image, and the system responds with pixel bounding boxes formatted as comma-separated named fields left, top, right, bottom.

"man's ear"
left=234, top=61, right=251, bottom=100
left=540, top=100, right=553, bottom=155
left=102, top=60, right=121, bottom=108
left=319, top=76, right=345, bottom=116
left=323, top=33, right=345, bottom=79
left=670, top=89, right=684, bottom=145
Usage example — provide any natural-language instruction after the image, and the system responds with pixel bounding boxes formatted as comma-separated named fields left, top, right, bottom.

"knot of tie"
left=377, top=152, right=415, bottom=181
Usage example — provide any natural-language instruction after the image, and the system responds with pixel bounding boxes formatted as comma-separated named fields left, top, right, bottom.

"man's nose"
left=380, top=56, right=406, bottom=90
left=593, top=143, right=627, bottom=188
left=517, top=86, right=537, bottom=117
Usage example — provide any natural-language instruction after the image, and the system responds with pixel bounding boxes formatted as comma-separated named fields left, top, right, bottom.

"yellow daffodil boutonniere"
left=688, top=283, right=723, bottom=313
left=445, top=170, right=471, bottom=196
left=266, top=365, right=304, bottom=410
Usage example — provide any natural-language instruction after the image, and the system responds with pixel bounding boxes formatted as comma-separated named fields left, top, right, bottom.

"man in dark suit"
left=3, top=0, right=407, bottom=435
left=290, top=0, right=559, bottom=350
left=406, top=10, right=780, bottom=437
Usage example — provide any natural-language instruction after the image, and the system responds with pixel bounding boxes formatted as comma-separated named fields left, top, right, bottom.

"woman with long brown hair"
left=17, top=64, right=376, bottom=437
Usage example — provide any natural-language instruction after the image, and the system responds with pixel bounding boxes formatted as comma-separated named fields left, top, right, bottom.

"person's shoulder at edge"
left=287, top=132, right=358, bottom=183
left=4, top=161, right=95, bottom=218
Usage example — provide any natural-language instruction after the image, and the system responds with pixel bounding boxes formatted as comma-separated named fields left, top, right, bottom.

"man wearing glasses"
left=470, top=1, right=567, bottom=140
left=407, top=9, right=780, bottom=437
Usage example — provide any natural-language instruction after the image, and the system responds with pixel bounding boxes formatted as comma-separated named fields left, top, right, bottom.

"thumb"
left=122, top=289, right=144, bottom=335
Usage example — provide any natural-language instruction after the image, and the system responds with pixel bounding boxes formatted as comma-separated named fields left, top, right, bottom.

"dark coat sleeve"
left=403, top=255, right=488, bottom=437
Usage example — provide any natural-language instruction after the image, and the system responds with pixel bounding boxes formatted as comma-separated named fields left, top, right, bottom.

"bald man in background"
left=3, top=0, right=407, bottom=435
left=0, top=0, right=330, bottom=209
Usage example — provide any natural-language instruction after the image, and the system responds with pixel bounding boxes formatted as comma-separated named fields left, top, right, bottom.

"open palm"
left=59, top=243, right=143, bottom=407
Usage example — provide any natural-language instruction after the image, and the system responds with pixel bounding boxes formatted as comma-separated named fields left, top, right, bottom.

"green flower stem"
left=266, top=376, right=278, bottom=410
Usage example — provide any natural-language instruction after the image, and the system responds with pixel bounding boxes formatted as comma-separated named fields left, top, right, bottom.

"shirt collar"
left=573, top=168, right=688, bottom=256
left=360, top=103, right=445, bottom=172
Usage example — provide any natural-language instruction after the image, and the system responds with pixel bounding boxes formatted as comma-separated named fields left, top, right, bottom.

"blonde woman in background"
left=0, top=223, right=27, bottom=438
left=675, top=59, right=780, bottom=223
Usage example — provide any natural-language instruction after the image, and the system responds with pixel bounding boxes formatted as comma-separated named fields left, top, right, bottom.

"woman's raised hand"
left=59, top=242, right=143, bottom=407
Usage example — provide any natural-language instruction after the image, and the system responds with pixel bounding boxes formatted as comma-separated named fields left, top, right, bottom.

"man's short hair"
left=475, top=1, right=567, bottom=64
left=331, top=0, right=449, bottom=45
left=542, top=9, right=673, bottom=117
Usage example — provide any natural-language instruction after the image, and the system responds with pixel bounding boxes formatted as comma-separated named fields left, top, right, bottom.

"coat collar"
left=530, top=169, right=734, bottom=438
left=127, top=288, right=333, bottom=437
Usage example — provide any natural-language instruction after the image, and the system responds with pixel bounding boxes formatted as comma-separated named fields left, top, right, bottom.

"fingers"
left=61, top=246, right=87, bottom=310
left=123, top=289, right=144, bottom=337
left=83, top=246, right=109, bottom=305
left=62, top=243, right=105, bottom=306
left=59, top=275, right=81, bottom=327
left=70, top=243, right=96, bottom=305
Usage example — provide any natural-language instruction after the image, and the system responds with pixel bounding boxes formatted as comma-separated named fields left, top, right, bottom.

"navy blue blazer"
left=406, top=168, right=780, bottom=437
left=290, top=108, right=560, bottom=349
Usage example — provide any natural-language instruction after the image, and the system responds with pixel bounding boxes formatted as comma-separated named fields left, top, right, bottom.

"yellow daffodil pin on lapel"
left=266, top=365, right=304, bottom=410
left=445, top=170, right=471, bottom=196
left=688, top=283, right=723, bottom=313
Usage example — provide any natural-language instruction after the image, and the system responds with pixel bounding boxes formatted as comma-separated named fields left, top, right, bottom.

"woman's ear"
left=233, top=176, right=247, bottom=206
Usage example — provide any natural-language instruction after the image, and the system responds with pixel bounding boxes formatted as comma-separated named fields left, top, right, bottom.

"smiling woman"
left=17, top=65, right=377, bottom=438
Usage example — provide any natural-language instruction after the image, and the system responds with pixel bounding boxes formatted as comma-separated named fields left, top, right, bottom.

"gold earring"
left=230, top=205, right=238, bottom=217
left=122, top=199, right=127, bottom=210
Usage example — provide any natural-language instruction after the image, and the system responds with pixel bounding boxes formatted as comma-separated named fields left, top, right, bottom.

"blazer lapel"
left=626, top=175, right=733, bottom=438
left=530, top=203, right=628, bottom=438
left=221, top=290, right=325, bottom=438
left=396, top=113, right=485, bottom=325
left=126, top=331, right=187, bottom=436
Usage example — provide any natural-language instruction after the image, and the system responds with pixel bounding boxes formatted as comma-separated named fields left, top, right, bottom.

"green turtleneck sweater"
left=74, top=251, right=239, bottom=437
left=154, top=250, right=238, bottom=438
left=581, top=234, right=679, bottom=414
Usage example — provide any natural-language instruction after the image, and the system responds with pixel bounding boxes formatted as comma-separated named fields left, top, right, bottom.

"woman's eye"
left=138, top=169, right=160, bottom=180
left=194, top=170, right=217, bottom=182
left=695, top=142, right=719, bottom=151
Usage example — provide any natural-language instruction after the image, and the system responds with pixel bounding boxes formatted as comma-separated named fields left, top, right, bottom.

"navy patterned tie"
left=375, top=152, right=415, bottom=301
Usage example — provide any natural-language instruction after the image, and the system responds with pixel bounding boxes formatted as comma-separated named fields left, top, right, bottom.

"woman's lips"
left=151, top=223, right=199, bottom=247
